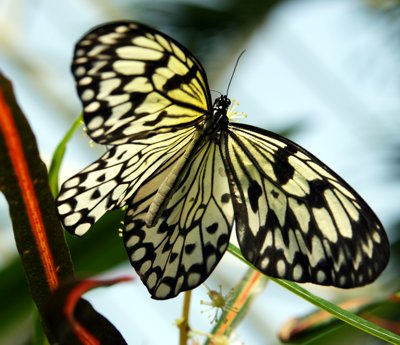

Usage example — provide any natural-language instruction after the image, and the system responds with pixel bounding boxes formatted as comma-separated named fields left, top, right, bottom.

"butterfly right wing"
left=222, top=123, right=389, bottom=288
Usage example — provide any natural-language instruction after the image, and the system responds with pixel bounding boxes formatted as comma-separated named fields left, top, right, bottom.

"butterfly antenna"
left=210, top=89, right=222, bottom=96
left=226, top=50, right=246, bottom=96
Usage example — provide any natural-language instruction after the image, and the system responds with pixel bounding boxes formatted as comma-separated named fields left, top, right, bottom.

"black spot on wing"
left=308, top=179, right=331, bottom=208
left=271, top=189, right=279, bottom=198
left=206, top=223, right=218, bottom=234
left=91, top=189, right=101, bottom=200
left=217, top=233, right=230, bottom=249
left=96, top=174, right=106, bottom=182
left=158, top=222, right=170, bottom=234
left=248, top=180, right=262, bottom=212
left=169, top=252, right=178, bottom=263
left=273, top=147, right=295, bottom=184
left=162, top=241, right=172, bottom=253
left=221, top=193, right=230, bottom=203
left=185, top=243, right=196, bottom=255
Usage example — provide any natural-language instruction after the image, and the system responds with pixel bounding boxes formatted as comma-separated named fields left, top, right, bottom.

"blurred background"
left=0, top=0, right=399, bottom=344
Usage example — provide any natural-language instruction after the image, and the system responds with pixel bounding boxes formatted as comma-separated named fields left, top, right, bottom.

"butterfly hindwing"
left=57, top=128, right=195, bottom=236
left=124, top=136, right=234, bottom=299
left=72, top=21, right=211, bottom=145
left=223, top=123, right=389, bottom=287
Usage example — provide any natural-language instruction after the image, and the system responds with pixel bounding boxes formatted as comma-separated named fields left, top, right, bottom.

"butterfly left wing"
left=223, top=123, right=389, bottom=287
left=124, top=136, right=234, bottom=299
left=72, top=21, right=212, bottom=145
left=59, top=20, right=213, bottom=236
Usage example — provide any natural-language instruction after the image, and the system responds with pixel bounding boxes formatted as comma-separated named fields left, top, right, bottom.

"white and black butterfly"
left=57, top=21, right=389, bottom=299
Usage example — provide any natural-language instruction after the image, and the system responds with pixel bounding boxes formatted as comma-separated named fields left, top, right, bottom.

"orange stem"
left=0, top=89, right=59, bottom=291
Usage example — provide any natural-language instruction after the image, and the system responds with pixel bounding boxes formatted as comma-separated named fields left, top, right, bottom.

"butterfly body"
left=205, top=97, right=230, bottom=137
left=57, top=21, right=389, bottom=299
left=145, top=95, right=231, bottom=227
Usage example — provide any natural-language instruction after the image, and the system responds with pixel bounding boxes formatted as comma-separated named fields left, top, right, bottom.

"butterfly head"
left=213, top=95, right=231, bottom=114
left=202, top=95, right=231, bottom=134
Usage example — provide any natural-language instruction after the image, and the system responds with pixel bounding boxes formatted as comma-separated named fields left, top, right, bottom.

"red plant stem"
left=64, top=277, right=132, bottom=345
left=0, top=89, right=59, bottom=291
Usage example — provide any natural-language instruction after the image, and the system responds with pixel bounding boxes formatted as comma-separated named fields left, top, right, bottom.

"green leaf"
left=48, top=115, right=82, bottom=196
left=278, top=293, right=400, bottom=342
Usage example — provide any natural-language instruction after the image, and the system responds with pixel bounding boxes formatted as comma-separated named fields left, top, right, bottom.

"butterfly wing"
left=72, top=21, right=211, bottom=145
left=124, top=136, right=234, bottom=299
left=223, top=123, right=389, bottom=287
left=58, top=20, right=212, bottom=235
left=57, top=129, right=195, bottom=236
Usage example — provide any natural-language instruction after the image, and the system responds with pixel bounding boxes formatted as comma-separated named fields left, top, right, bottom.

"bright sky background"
left=0, top=0, right=399, bottom=344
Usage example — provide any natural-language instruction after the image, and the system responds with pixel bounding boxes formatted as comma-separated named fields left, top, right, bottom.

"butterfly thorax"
left=201, top=95, right=231, bottom=137
left=213, top=94, right=231, bottom=113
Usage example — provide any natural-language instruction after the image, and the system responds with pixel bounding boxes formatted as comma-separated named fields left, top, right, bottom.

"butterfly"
left=56, top=21, right=389, bottom=299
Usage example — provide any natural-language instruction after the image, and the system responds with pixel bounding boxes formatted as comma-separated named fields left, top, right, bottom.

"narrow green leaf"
left=48, top=115, right=82, bottom=196
left=278, top=294, right=400, bottom=342
left=228, top=243, right=400, bottom=344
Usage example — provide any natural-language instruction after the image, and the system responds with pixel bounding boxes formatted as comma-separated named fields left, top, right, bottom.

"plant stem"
left=179, top=290, right=192, bottom=345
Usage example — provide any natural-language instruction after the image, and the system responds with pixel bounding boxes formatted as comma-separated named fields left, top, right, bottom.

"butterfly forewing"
left=223, top=123, right=389, bottom=287
left=124, top=137, right=234, bottom=299
left=72, top=21, right=211, bottom=145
